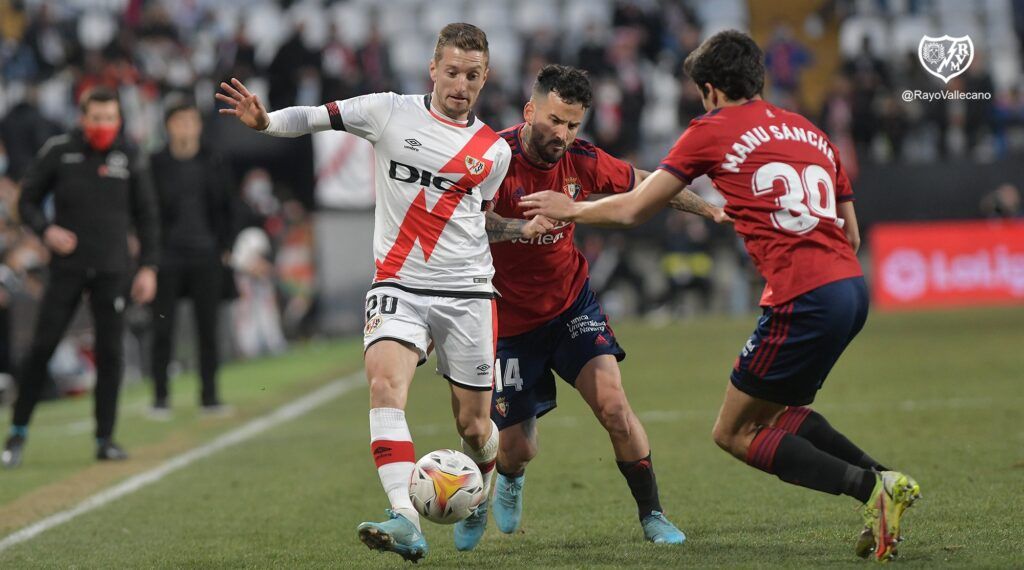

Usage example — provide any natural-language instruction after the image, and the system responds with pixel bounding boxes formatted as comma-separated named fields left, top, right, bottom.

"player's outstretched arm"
left=669, top=189, right=733, bottom=224
left=217, top=77, right=333, bottom=138
left=484, top=204, right=554, bottom=243
left=837, top=201, right=861, bottom=253
left=521, top=170, right=687, bottom=228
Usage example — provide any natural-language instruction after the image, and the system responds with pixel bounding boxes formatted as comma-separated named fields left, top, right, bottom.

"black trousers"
left=13, top=267, right=127, bottom=439
left=150, top=256, right=222, bottom=406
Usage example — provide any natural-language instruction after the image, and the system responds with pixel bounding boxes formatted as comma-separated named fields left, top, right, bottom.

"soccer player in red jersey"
left=471, top=65, right=727, bottom=548
left=522, top=33, right=921, bottom=561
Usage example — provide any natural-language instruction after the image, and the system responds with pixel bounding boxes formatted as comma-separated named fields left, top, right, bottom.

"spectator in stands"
left=843, top=36, right=888, bottom=157
left=2, top=87, right=159, bottom=468
left=231, top=225, right=286, bottom=358
left=657, top=212, right=714, bottom=317
left=0, top=85, right=60, bottom=181
left=576, top=21, right=612, bottom=77
left=993, top=85, right=1024, bottom=157
left=354, top=19, right=394, bottom=94
left=267, top=22, right=321, bottom=110
left=981, top=183, right=1022, bottom=219
left=764, top=23, right=812, bottom=103
left=147, top=96, right=237, bottom=419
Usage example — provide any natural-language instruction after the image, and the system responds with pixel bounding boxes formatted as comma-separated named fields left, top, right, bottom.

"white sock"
left=369, top=407, right=420, bottom=529
left=462, top=420, right=499, bottom=497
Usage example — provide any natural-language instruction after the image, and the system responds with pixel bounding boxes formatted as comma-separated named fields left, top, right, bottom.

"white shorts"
left=363, top=284, right=496, bottom=391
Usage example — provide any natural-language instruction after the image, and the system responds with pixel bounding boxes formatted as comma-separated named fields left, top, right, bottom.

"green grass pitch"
left=1, top=307, right=1021, bottom=568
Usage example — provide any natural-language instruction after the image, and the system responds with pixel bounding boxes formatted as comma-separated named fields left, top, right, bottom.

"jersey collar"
left=423, top=94, right=475, bottom=128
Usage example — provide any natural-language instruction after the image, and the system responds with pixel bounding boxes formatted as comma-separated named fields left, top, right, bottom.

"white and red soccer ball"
left=409, top=449, right=485, bottom=524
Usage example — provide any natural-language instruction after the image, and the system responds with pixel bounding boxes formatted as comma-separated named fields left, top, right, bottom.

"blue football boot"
left=641, top=511, right=686, bottom=544
left=492, top=472, right=525, bottom=533
left=453, top=500, right=488, bottom=551
left=357, top=509, right=428, bottom=563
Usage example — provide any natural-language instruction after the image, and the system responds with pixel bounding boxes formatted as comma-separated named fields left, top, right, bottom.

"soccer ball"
left=409, top=449, right=485, bottom=524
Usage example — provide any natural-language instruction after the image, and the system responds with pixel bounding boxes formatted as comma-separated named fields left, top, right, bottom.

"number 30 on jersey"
left=754, top=161, right=842, bottom=234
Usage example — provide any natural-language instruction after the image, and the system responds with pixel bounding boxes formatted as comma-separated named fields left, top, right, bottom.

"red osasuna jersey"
left=659, top=100, right=862, bottom=306
left=490, top=124, right=635, bottom=337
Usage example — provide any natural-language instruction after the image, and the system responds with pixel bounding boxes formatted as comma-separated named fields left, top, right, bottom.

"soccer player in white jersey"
left=217, top=23, right=549, bottom=562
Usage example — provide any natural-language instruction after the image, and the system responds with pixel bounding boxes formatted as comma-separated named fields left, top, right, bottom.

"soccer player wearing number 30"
left=521, top=31, right=921, bottom=562
left=217, top=24, right=551, bottom=563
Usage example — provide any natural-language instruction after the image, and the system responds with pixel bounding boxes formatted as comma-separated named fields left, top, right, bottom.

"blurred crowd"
left=0, top=0, right=1023, bottom=393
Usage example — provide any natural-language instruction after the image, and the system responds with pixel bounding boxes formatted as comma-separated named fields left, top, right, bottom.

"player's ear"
left=523, top=99, right=534, bottom=123
left=428, top=57, right=437, bottom=83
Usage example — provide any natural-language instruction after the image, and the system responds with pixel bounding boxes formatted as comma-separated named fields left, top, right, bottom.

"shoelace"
left=498, top=480, right=521, bottom=507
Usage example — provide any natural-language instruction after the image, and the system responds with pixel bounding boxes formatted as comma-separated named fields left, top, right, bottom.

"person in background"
left=147, top=96, right=237, bottom=419
left=2, top=86, right=159, bottom=468
left=230, top=225, right=286, bottom=359
left=980, top=183, right=1022, bottom=219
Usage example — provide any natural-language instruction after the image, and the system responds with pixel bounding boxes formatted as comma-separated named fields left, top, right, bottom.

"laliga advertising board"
left=871, top=220, right=1024, bottom=310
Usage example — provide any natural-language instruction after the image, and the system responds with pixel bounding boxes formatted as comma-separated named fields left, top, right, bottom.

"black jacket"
left=149, top=146, right=239, bottom=259
left=18, top=129, right=160, bottom=272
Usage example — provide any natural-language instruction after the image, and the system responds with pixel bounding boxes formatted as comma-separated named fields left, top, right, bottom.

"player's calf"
left=496, top=418, right=538, bottom=475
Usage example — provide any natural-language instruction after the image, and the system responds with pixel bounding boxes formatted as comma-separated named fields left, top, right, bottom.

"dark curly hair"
left=532, top=64, right=592, bottom=109
left=683, top=30, right=765, bottom=101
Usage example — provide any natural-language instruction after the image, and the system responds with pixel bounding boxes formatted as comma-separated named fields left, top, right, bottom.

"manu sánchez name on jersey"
left=721, top=124, right=836, bottom=173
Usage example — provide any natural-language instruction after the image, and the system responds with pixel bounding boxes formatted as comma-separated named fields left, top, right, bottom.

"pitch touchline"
left=0, top=371, right=367, bottom=554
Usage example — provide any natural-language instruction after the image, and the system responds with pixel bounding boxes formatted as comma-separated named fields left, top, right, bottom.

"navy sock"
left=497, top=465, right=525, bottom=479
left=616, top=452, right=663, bottom=519
left=10, top=425, right=27, bottom=438
left=748, top=427, right=876, bottom=503
left=777, top=407, right=888, bottom=471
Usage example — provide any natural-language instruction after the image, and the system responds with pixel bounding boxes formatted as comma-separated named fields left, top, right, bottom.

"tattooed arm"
left=669, top=189, right=732, bottom=224
left=484, top=202, right=555, bottom=243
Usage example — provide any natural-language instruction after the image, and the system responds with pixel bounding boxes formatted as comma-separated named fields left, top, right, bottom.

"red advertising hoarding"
left=870, top=220, right=1024, bottom=310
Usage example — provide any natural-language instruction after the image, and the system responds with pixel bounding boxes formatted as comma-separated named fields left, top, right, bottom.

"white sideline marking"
left=0, top=371, right=366, bottom=553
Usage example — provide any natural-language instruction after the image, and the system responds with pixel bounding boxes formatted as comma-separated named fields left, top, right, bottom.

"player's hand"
left=132, top=266, right=157, bottom=305
left=522, top=215, right=556, bottom=239
left=216, top=78, right=270, bottom=131
left=519, top=191, right=579, bottom=221
left=43, top=225, right=77, bottom=255
left=711, top=206, right=733, bottom=224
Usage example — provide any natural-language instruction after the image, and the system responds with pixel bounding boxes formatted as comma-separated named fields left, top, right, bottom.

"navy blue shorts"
left=491, top=280, right=625, bottom=430
left=730, top=277, right=869, bottom=406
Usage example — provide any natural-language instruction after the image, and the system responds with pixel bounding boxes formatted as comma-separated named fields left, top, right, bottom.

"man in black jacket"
left=2, top=87, right=159, bottom=468
left=148, top=97, right=236, bottom=417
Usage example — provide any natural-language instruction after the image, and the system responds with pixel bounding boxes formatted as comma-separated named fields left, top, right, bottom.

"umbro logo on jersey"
left=388, top=160, right=471, bottom=195
left=404, top=138, right=422, bottom=152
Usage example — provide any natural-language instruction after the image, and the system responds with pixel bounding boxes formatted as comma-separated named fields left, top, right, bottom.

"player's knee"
left=596, top=399, right=632, bottom=440
left=711, top=421, right=738, bottom=454
left=367, top=374, right=404, bottom=407
left=456, top=415, right=490, bottom=449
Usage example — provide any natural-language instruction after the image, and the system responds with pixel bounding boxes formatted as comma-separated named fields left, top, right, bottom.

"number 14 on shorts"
left=493, top=358, right=523, bottom=392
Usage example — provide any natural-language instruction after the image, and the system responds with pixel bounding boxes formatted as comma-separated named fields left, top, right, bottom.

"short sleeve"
left=657, top=117, right=720, bottom=183
left=476, top=139, right=512, bottom=202
left=591, top=145, right=635, bottom=195
left=334, top=92, right=398, bottom=143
